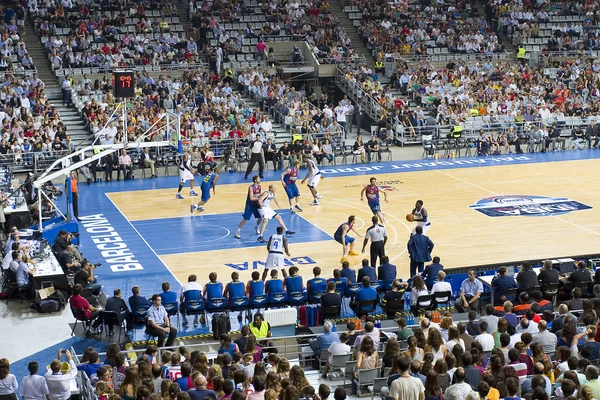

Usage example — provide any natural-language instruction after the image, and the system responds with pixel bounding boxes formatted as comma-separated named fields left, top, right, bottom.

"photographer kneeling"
left=74, top=259, right=102, bottom=296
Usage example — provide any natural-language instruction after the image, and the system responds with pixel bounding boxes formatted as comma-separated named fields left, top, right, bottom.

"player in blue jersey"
left=334, top=215, right=362, bottom=263
left=360, top=177, right=388, bottom=223
left=191, top=167, right=219, bottom=213
left=235, top=175, right=263, bottom=239
left=281, top=160, right=303, bottom=213
left=246, top=271, right=265, bottom=297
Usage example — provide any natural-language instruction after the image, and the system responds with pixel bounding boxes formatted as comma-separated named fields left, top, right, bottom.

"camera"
left=93, top=263, right=102, bottom=267
left=61, top=349, right=67, bottom=354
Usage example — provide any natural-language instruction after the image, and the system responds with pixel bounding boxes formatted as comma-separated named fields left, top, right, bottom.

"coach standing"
left=407, top=225, right=434, bottom=276
left=244, top=134, right=265, bottom=180
left=362, top=216, right=387, bottom=268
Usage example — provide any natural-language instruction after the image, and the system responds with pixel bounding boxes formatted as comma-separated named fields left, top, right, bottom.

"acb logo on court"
left=470, top=195, right=592, bottom=217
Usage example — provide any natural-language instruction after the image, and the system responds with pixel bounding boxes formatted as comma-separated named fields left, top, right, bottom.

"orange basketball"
left=406, top=214, right=415, bottom=222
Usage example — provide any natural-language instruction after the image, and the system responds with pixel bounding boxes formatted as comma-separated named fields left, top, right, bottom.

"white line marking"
left=105, top=194, right=182, bottom=284
left=435, top=169, right=600, bottom=236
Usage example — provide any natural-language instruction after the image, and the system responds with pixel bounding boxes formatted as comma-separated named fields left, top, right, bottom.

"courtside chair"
left=162, top=300, right=180, bottom=330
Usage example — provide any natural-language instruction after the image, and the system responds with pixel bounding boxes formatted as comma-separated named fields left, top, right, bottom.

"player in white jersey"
left=176, top=153, right=198, bottom=199
left=262, top=226, right=291, bottom=281
left=301, top=156, right=323, bottom=206
left=257, top=185, right=295, bottom=242
left=411, top=199, right=431, bottom=235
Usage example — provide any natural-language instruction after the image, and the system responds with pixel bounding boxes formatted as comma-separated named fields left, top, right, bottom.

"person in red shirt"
left=69, top=283, right=102, bottom=333
left=209, top=126, right=221, bottom=140
left=101, top=44, right=110, bottom=54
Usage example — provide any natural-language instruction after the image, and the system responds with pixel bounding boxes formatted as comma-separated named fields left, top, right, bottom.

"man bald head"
left=534, top=362, right=545, bottom=375
left=558, top=304, right=568, bottom=315
left=194, top=375, right=208, bottom=388
left=538, top=320, right=547, bottom=331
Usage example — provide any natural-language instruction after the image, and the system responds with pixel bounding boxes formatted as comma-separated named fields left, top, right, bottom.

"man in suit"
left=128, top=286, right=152, bottom=322
left=421, top=256, right=444, bottom=289
left=263, top=138, right=280, bottom=170
left=105, top=288, right=133, bottom=335
left=340, top=260, right=356, bottom=284
left=378, top=256, right=397, bottom=284
left=517, top=262, right=539, bottom=292
left=569, top=260, right=592, bottom=284
left=407, top=226, right=434, bottom=277
left=141, top=147, right=157, bottom=178
left=357, top=259, right=377, bottom=283
left=537, top=259, right=559, bottom=288
left=586, top=120, right=600, bottom=148
left=492, top=266, right=519, bottom=303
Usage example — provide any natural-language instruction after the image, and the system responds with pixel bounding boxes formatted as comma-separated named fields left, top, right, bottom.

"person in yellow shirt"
left=159, top=18, right=169, bottom=32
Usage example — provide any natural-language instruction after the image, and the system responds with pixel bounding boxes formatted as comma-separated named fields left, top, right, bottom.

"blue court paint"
left=132, top=212, right=332, bottom=254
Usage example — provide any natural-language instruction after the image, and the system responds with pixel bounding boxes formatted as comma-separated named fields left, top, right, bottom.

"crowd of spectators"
left=0, top=340, right=345, bottom=400
left=487, top=0, right=600, bottom=52
left=37, top=263, right=600, bottom=400
left=0, top=71, right=73, bottom=165
left=72, top=66, right=353, bottom=174
left=32, top=0, right=194, bottom=69
left=341, top=0, right=503, bottom=63
left=188, top=0, right=359, bottom=65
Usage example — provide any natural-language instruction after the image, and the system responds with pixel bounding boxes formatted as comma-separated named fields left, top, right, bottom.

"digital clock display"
left=113, top=71, right=135, bottom=98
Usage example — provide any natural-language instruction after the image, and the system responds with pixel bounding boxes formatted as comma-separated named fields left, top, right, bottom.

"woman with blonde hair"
left=206, top=365, right=222, bottom=389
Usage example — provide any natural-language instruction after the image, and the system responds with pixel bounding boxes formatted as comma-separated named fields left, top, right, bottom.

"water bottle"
left=332, top=322, right=337, bottom=332
left=99, top=324, right=103, bottom=333
left=404, top=291, right=411, bottom=312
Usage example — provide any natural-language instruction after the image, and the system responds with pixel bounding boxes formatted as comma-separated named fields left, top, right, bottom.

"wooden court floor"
left=108, top=159, right=600, bottom=284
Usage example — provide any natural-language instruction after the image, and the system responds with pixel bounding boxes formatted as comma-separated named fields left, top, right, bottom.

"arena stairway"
left=46, top=88, right=91, bottom=146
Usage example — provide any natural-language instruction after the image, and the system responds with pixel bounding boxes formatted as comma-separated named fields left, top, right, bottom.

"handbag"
left=0, top=378, right=17, bottom=400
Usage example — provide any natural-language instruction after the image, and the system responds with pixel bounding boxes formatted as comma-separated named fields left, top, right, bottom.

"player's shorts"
left=200, top=185, right=211, bottom=202
left=258, top=206, right=277, bottom=220
left=368, top=201, right=381, bottom=214
left=334, top=234, right=355, bottom=245
left=284, top=183, right=300, bottom=199
left=242, top=201, right=261, bottom=220
left=307, top=173, right=321, bottom=188
left=179, top=169, right=194, bottom=183
left=265, top=252, right=285, bottom=269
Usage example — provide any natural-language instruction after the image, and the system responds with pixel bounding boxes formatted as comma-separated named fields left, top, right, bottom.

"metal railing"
left=335, top=66, right=386, bottom=121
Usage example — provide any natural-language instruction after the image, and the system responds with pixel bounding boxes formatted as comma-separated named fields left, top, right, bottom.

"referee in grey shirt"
left=244, top=134, right=265, bottom=179
left=362, top=215, right=387, bottom=268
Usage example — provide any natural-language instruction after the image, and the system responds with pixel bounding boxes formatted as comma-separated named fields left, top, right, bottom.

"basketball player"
left=191, top=167, right=219, bottom=212
left=360, top=177, right=388, bottom=223
left=262, top=226, right=291, bottom=281
left=333, top=215, right=361, bottom=263
left=256, top=185, right=295, bottom=242
left=411, top=200, right=431, bottom=235
left=176, top=153, right=197, bottom=199
left=301, top=156, right=323, bottom=206
left=234, top=175, right=263, bottom=239
left=281, top=160, right=303, bottom=213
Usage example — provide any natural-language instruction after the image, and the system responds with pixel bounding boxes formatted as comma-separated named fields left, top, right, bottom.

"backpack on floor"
left=212, top=313, right=231, bottom=340
left=38, top=299, right=61, bottom=313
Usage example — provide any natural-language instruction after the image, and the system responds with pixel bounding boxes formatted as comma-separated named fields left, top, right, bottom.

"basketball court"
left=80, top=151, right=600, bottom=288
